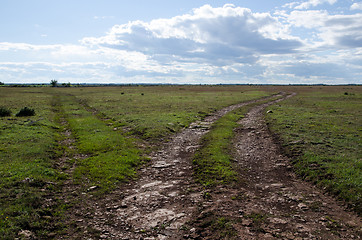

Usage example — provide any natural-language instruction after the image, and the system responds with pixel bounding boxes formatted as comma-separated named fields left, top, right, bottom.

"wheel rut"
left=193, top=93, right=361, bottom=239
left=68, top=93, right=361, bottom=239
left=75, top=94, right=282, bottom=239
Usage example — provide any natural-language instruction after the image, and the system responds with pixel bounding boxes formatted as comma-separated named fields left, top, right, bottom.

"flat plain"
left=0, top=85, right=360, bottom=239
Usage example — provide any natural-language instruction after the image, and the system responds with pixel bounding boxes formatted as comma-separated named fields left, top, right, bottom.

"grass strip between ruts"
left=193, top=95, right=284, bottom=187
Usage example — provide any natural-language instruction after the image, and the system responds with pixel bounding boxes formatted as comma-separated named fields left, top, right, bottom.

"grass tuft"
left=0, top=106, right=12, bottom=117
left=16, top=107, right=35, bottom=117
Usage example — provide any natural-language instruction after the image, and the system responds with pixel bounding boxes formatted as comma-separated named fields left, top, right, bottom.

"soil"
left=193, top=94, right=361, bottom=239
left=61, top=93, right=361, bottom=239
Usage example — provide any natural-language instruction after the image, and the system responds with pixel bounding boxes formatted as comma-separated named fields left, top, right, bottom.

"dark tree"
left=50, top=79, right=58, bottom=87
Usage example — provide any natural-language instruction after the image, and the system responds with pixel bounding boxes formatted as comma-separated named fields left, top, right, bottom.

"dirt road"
left=193, top=94, right=361, bottom=239
left=66, top=93, right=361, bottom=239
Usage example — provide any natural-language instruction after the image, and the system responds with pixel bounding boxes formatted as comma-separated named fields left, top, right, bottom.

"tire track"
left=77, top=94, right=283, bottom=239
left=193, top=93, right=361, bottom=239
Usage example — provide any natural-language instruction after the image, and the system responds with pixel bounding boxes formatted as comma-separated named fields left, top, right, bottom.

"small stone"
left=87, top=186, right=98, bottom=192
left=271, top=183, right=284, bottom=188
left=298, top=203, right=308, bottom=210
left=264, top=233, right=274, bottom=239
left=242, top=219, right=252, bottom=226
left=267, top=110, right=273, bottom=113
left=18, top=230, right=35, bottom=239
left=270, top=218, right=287, bottom=224
left=283, top=232, right=295, bottom=239
left=153, top=162, right=173, bottom=168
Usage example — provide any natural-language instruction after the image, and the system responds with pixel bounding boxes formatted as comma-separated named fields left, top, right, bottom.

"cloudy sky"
left=1, top=0, right=361, bottom=84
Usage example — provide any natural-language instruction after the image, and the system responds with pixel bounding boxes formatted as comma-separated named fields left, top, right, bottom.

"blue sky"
left=1, top=0, right=361, bottom=84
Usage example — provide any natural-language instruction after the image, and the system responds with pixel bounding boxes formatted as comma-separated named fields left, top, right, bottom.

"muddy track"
left=65, top=93, right=361, bottom=239
left=65, top=94, right=285, bottom=239
left=193, top=94, right=361, bottom=239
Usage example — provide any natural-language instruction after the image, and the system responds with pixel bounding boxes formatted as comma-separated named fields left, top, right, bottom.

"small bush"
left=0, top=106, right=12, bottom=117
left=16, top=107, right=35, bottom=117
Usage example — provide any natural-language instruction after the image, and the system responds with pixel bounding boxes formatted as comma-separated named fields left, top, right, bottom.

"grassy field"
left=0, top=88, right=62, bottom=238
left=0, top=85, right=273, bottom=239
left=58, top=85, right=273, bottom=142
left=0, top=85, right=360, bottom=238
left=266, top=86, right=362, bottom=214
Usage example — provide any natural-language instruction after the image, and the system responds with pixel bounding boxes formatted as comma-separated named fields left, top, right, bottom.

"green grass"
left=59, top=86, right=272, bottom=142
left=0, top=88, right=63, bottom=239
left=0, top=85, right=274, bottom=238
left=266, top=86, right=362, bottom=215
left=193, top=107, right=245, bottom=186
left=3, top=85, right=359, bottom=238
left=56, top=93, right=144, bottom=194
left=193, top=94, right=283, bottom=187
left=212, top=217, right=237, bottom=239
left=53, top=86, right=273, bottom=192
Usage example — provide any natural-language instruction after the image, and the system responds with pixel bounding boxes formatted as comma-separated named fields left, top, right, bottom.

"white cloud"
left=321, top=13, right=362, bottom=48
left=279, top=9, right=362, bottom=49
left=0, top=42, right=60, bottom=51
left=287, top=10, right=329, bottom=28
left=351, top=2, right=362, bottom=10
left=294, top=0, right=337, bottom=9
left=1, top=4, right=362, bottom=84
left=82, top=4, right=303, bottom=67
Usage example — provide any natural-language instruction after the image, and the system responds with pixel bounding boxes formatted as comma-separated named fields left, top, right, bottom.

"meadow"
left=0, top=85, right=272, bottom=238
left=266, top=85, right=362, bottom=214
left=0, top=85, right=360, bottom=238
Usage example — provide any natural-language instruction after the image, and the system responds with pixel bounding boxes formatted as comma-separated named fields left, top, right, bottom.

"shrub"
left=50, top=79, right=58, bottom=87
left=16, top=107, right=35, bottom=117
left=0, top=106, right=12, bottom=117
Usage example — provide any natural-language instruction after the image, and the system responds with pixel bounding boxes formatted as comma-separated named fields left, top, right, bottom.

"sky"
left=1, top=0, right=362, bottom=84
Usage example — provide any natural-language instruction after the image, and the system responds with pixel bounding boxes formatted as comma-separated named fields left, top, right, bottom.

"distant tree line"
left=50, top=80, right=71, bottom=87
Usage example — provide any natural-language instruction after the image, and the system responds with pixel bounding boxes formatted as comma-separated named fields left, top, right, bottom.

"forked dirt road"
left=67, top=93, right=361, bottom=239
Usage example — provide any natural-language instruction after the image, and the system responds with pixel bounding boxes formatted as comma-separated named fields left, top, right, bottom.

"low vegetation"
left=0, top=89, right=62, bottom=238
left=0, top=85, right=360, bottom=238
left=193, top=106, right=246, bottom=186
left=266, top=86, right=362, bottom=214
left=0, top=106, right=11, bottom=117
left=15, top=107, right=36, bottom=117
left=58, top=93, right=144, bottom=194
left=193, top=94, right=283, bottom=187
left=0, top=85, right=273, bottom=238
left=60, top=86, right=272, bottom=142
